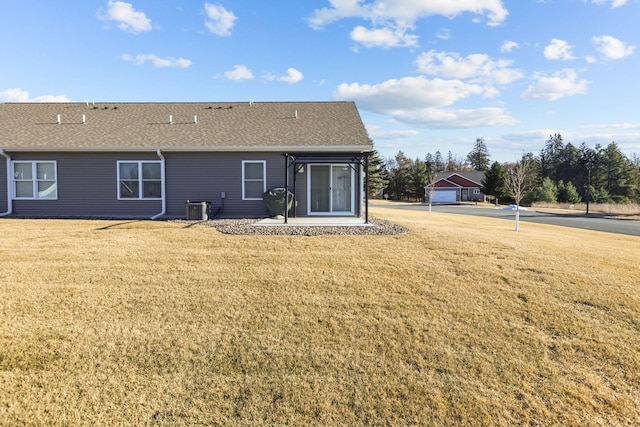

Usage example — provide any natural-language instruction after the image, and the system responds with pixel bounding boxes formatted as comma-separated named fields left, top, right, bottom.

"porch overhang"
left=283, top=152, right=371, bottom=224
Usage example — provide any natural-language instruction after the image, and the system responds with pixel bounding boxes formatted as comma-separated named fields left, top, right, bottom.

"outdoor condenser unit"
left=185, top=201, right=209, bottom=220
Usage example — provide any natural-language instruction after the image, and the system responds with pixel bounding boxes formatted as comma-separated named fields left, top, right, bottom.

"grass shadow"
left=95, top=220, right=146, bottom=231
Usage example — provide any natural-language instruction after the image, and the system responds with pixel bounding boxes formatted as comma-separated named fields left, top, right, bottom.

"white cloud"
left=366, top=125, right=419, bottom=140
left=415, top=50, right=523, bottom=85
left=522, top=69, right=590, bottom=101
left=308, top=0, right=508, bottom=49
left=500, top=40, right=519, bottom=53
left=389, top=107, right=517, bottom=129
left=544, top=39, right=575, bottom=60
left=0, top=88, right=71, bottom=103
left=223, top=65, right=254, bottom=81
left=502, top=129, right=559, bottom=142
left=266, top=68, right=304, bottom=84
left=308, top=0, right=509, bottom=29
left=122, top=54, right=192, bottom=68
left=350, top=26, right=418, bottom=48
left=333, top=76, right=516, bottom=128
left=101, top=1, right=152, bottom=33
left=334, top=76, right=485, bottom=109
left=436, top=28, right=450, bottom=41
left=586, top=0, right=628, bottom=8
left=592, top=35, right=635, bottom=60
left=204, top=3, right=237, bottom=36
left=579, top=122, right=640, bottom=131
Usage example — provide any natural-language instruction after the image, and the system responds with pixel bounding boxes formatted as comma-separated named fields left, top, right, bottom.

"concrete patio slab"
left=254, top=217, right=373, bottom=227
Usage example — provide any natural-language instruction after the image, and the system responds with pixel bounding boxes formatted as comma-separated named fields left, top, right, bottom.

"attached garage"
left=431, top=189, right=457, bottom=203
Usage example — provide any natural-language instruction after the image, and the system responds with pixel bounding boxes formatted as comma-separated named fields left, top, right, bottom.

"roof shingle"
left=0, top=101, right=371, bottom=152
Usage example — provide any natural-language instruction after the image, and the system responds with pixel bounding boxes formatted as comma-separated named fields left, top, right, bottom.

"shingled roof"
left=0, top=101, right=371, bottom=152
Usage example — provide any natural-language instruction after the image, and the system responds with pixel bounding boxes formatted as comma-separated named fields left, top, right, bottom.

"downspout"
left=151, top=148, right=166, bottom=220
left=0, top=149, right=12, bottom=217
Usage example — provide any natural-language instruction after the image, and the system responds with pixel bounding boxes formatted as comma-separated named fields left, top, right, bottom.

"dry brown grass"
left=533, top=202, right=640, bottom=217
left=1, top=210, right=639, bottom=426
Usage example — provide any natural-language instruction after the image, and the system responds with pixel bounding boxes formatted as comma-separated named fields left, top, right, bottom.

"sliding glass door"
left=309, top=164, right=354, bottom=215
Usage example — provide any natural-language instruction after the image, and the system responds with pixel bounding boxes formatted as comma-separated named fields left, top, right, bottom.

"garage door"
left=431, top=190, right=457, bottom=203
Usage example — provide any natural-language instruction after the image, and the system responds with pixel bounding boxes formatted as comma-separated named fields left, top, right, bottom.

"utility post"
left=581, top=146, right=597, bottom=216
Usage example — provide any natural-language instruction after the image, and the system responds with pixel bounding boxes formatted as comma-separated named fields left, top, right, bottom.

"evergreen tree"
left=632, top=153, right=640, bottom=202
left=386, top=151, right=413, bottom=200
left=482, top=161, right=510, bottom=202
left=466, top=138, right=491, bottom=171
left=424, top=153, right=436, bottom=176
left=590, top=186, right=613, bottom=203
left=367, top=148, right=389, bottom=198
left=531, top=177, right=558, bottom=203
left=410, top=158, right=427, bottom=201
left=557, top=181, right=581, bottom=203
left=538, top=134, right=564, bottom=182
left=557, top=142, right=581, bottom=185
left=433, top=151, right=446, bottom=173
left=597, top=142, right=638, bottom=203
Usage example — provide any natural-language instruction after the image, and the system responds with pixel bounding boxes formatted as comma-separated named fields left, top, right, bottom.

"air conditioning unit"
left=185, top=201, right=209, bottom=220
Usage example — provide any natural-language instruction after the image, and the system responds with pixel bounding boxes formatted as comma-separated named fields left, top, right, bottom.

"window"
left=12, top=161, right=57, bottom=199
left=473, top=189, right=481, bottom=195
left=118, top=161, right=162, bottom=199
left=242, top=160, right=266, bottom=200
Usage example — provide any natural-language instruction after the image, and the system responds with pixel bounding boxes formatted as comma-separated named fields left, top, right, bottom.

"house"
left=425, top=171, right=486, bottom=203
left=0, top=101, right=372, bottom=220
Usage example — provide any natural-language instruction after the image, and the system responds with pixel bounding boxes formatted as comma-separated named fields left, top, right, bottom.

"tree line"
left=368, top=135, right=640, bottom=205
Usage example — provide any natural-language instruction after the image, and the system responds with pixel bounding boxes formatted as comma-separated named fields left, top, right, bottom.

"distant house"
left=0, top=102, right=372, bottom=220
left=425, top=171, right=486, bottom=203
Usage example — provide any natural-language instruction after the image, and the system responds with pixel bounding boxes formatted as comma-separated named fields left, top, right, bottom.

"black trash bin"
left=262, top=188, right=294, bottom=218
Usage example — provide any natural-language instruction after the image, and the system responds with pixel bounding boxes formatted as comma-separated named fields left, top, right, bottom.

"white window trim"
left=242, top=160, right=267, bottom=200
left=473, top=189, right=481, bottom=195
left=117, top=160, right=163, bottom=200
left=11, top=161, right=58, bottom=200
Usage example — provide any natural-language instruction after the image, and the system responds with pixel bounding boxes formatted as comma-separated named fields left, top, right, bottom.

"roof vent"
left=194, top=115, right=197, bottom=124
left=169, top=115, right=173, bottom=125
left=57, top=114, right=61, bottom=125
left=82, top=114, right=86, bottom=125
left=294, top=110, right=298, bottom=119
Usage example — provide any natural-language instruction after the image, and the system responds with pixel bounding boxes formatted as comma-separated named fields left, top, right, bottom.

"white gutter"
left=150, top=148, right=166, bottom=220
left=0, top=149, right=12, bottom=217
left=2, top=145, right=373, bottom=153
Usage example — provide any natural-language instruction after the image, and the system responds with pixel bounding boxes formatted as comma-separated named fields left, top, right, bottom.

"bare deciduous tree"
left=424, top=168, right=439, bottom=215
left=508, top=156, right=534, bottom=232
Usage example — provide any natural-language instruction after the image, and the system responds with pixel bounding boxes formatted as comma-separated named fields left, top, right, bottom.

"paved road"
left=370, top=202, right=640, bottom=237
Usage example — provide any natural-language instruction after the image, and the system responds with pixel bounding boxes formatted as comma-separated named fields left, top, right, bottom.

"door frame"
left=306, top=163, right=355, bottom=215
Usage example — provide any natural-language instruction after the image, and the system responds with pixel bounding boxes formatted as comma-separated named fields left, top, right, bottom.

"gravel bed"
left=176, top=217, right=408, bottom=236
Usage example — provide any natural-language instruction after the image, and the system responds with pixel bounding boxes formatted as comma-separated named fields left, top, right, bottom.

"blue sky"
left=1, top=0, right=639, bottom=162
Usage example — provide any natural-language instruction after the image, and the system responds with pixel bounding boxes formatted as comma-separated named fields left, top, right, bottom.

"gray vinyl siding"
left=291, top=168, right=308, bottom=217
left=165, top=152, right=286, bottom=218
left=8, top=152, right=161, bottom=218
left=2, top=151, right=363, bottom=219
